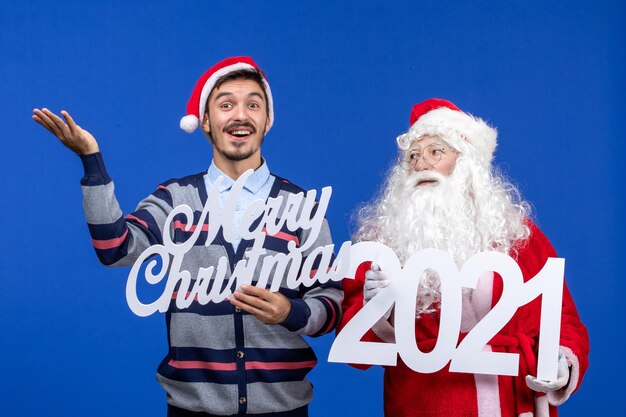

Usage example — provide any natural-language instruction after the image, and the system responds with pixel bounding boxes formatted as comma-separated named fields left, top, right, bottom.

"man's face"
left=201, top=78, right=270, bottom=163
left=405, top=135, right=458, bottom=185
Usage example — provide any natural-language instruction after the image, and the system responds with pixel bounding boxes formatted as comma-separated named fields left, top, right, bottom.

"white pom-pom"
left=180, top=115, right=199, bottom=133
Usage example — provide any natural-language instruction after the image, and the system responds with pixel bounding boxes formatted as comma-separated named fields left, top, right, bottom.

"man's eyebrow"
left=213, top=91, right=265, bottom=101
left=214, top=91, right=234, bottom=101
left=247, top=92, right=265, bottom=100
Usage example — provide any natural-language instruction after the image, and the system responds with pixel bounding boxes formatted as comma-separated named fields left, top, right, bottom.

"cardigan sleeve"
left=80, top=152, right=173, bottom=267
left=279, top=215, right=344, bottom=337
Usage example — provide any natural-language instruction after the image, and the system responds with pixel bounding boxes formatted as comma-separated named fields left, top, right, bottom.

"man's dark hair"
left=205, top=69, right=268, bottom=113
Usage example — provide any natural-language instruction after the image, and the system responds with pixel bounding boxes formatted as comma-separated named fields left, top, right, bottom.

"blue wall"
left=1, top=1, right=623, bottom=415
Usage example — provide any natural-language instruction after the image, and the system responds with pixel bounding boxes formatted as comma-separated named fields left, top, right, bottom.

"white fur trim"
left=533, top=395, right=550, bottom=417
left=461, top=272, right=494, bottom=332
left=261, top=77, right=274, bottom=131
left=474, top=346, right=502, bottom=417
left=403, top=107, right=497, bottom=163
left=546, top=346, right=580, bottom=406
left=179, top=114, right=199, bottom=133
left=197, top=63, right=274, bottom=130
left=370, top=315, right=396, bottom=343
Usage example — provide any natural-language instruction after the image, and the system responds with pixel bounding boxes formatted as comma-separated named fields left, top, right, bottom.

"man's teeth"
left=231, top=130, right=251, bottom=137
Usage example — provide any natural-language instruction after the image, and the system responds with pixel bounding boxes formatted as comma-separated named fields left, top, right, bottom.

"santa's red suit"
left=339, top=220, right=589, bottom=417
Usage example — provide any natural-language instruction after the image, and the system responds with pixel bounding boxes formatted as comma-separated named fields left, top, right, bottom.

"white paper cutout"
left=125, top=170, right=565, bottom=379
left=126, top=169, right=345, bottom=317
left=328, top=246, right=564, bottom=380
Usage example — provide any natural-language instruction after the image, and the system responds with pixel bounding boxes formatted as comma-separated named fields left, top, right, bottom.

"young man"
left=33, top=56, right=342, bottom=417
left=339, top=98, right=589, bottom=417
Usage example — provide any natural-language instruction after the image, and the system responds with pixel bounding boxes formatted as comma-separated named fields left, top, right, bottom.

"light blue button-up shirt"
left=203, top=160, right=274, bottom=251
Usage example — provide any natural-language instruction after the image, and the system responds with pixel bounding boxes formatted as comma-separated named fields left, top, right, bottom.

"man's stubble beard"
left=208, top=121, right=266, bottom=162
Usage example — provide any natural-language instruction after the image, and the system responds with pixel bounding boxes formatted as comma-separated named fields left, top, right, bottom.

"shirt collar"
left=207, top=159, right=270, bottom=193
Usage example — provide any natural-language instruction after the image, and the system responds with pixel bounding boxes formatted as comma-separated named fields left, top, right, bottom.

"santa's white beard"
left=363, top=159, right=493, bottom=265
left=355, top=155, right=529, bottom=315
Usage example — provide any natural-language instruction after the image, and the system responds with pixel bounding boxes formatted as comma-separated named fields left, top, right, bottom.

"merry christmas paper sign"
left=125, top=170, right=564, bottom=381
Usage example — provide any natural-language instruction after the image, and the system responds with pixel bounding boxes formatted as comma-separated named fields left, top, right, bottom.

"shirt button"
left=239, top=396, right=247, bottom=405
left=235, top=306, right=242, bottom=313
left=236, top=351, right=244, bottom=359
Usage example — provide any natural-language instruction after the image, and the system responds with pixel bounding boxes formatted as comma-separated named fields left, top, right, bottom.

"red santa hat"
left=180, top=56, right=274, bottom=134
left=401, top=98, right=497, bottom=163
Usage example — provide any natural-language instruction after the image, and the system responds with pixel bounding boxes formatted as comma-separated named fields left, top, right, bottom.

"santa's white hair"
left=354, top=134, right=531, bottom=315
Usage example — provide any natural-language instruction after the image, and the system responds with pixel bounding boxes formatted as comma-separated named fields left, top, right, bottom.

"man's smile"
left=225, top=123, right=255, bottom=140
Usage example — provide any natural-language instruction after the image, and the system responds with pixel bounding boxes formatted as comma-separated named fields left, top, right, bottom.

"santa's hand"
left=32, top=108, right=100, bottom=155
left=525, top=351, right=570, bottom=393
left=364, top=262, right=390, bottom=304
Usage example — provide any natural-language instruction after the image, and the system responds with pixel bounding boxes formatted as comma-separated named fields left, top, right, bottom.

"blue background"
left=1, top=0, right=623, bottom=415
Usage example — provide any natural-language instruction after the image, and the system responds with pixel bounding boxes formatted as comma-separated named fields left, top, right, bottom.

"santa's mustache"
left=404, top=170, right=448, bottom=188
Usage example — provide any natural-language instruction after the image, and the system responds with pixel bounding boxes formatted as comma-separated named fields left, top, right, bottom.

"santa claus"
left=339, top=98, right=589, bottom=417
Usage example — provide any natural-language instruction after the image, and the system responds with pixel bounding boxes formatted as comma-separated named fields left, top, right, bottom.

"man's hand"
left=525, top=351, right=570, bottom=393
left=32, top=108, right=100, bottom=155
left=230, top=285, right=291, bottom=325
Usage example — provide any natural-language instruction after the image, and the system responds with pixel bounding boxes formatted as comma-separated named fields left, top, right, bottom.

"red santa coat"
left=339, top=221, right=589, bottom=417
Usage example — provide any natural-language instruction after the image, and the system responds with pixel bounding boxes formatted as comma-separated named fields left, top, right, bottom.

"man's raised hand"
left=32, top=109, right=100, bottom=155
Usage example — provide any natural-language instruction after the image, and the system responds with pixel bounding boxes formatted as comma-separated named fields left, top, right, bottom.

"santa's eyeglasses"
left=398, top=143, right=450, bottom=170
